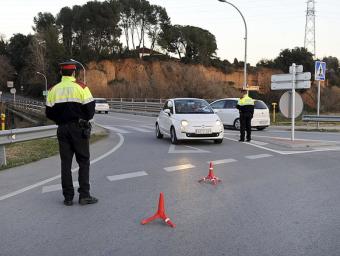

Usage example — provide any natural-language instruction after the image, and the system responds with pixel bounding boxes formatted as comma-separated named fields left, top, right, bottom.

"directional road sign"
left=7, top=81, right=13, bottom=88
left=315, top=61, right=326, bottom=81
left=271, top=72, right=311, bottom=90
left=289, top=65, right=303, bottom=74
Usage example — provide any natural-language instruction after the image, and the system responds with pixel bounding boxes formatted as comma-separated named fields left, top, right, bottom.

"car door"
left=210, top=100, right=227, bottom=124
left=159, top=100, right=173, bottom=135
left=224, top=100, right=239, bottom=125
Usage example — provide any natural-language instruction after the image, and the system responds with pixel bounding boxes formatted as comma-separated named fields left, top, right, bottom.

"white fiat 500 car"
left=210, top=98, right=270, bottom=130
left=155, top=98, right=224, bottom=144
left=94, top=98, right=110, bottom=114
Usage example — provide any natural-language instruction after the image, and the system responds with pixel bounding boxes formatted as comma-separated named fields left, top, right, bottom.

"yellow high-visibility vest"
left=46, top=76, right=93, bottom=107
left=238, top=95, right=254, bottom=106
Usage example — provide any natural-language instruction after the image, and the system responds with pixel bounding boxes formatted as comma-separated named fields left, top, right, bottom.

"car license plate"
left=259, top=121, right=267, bottom=125
left=195, top=129, right=211, bottom=134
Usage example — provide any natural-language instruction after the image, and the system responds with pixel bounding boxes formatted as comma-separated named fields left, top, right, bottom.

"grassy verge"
left=0, top=134, right=108, bottom=170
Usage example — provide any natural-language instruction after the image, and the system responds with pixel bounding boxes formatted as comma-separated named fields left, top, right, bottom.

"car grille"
left=186, top=133, right=220, bottom=138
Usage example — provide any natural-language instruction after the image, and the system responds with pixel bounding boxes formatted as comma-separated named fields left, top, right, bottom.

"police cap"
left=59, top=61, right=77, bottom=71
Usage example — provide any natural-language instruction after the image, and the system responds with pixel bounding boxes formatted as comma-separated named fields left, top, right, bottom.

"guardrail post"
left=0, top=145, right=6, bottom=166
left=120, top=98, right=122, bottom=111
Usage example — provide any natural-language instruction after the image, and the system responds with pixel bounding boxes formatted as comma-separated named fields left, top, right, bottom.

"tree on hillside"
left=158, top=25, right=217, bottom=64
left=71, top=1, right=121, bottom=61
left=56, top=7, right=74, bottom=56
left=7, top=34, right=33, bottom=73
left=157, top=24, right=184, bottom=58
left=0, top=37, right=7, bottom=56
left=0, top=55, right=15, bottom=91
left=323, top=56, right=340, bottom=86
left=273, top=47, right=314, bottom=73
left=146, top=5, right=170, bottom=51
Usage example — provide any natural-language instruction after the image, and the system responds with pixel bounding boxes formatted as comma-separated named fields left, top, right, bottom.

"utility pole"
left=304, top=0, right=316, bottom=57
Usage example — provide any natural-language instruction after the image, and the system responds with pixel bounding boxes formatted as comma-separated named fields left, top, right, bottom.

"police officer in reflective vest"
left=46, top=61, right=98, bottom=206
left=236, top=92, right=255, bottom=142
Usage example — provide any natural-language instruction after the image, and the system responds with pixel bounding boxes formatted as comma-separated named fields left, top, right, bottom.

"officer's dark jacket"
left=236, top=95, right=255, bottom=117
left=45, top=76, right=95, bottom=125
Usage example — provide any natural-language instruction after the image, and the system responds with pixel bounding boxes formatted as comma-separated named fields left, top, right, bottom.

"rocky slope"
left=85, top=58, right=317, bottom=108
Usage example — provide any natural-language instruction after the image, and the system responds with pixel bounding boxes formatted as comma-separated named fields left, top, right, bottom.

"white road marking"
left=0, top=133, right=125, bottom=202
left=107, top=171, right=148, bottom=181
left=164, top=164, right=195, bottom=172
left=245, top=154, right=273, bottom=159
left=168, top=144, right=209, bottom=154
left=209, top=159, right=237, bottom=165
left=251, top=140, right=268, bottom=146
left=122, top=126, right=152, bottom=133
left=224, top=136, right=340, bottom=155
left=102, top=126, right=131, bottom=133
left=42, top=182, right=79, bottom=193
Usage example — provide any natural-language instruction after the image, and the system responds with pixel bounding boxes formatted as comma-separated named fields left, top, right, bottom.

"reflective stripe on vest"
left=46, top=76, right=93, bottom=107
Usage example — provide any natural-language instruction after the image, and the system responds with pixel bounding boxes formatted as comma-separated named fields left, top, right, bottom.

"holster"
left=79, top=119, right=92, bottom=139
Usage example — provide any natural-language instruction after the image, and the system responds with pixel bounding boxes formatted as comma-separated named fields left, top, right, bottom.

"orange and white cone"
left=198, top=162, right=221, bottom=185
left=141, top=192, right=175, bottom=228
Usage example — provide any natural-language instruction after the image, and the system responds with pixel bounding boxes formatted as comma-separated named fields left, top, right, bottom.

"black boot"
left=79, top=196, right=98, bottom=205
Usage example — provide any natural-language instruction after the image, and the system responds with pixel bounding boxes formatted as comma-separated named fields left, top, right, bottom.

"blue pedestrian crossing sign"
left=315, top=61, right=326, bottom=81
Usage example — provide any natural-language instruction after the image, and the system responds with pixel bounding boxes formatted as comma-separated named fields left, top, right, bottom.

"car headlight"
left=216, top=120, right=222, bottom=126
left=181, top=120, right=189, bottom=127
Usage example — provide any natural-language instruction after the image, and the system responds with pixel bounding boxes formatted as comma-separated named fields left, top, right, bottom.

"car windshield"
left=95, top=99, right=107, bottom=104
left=254, top=100, right=268, bottom=109
left=174, top=99, right=214, bottom=114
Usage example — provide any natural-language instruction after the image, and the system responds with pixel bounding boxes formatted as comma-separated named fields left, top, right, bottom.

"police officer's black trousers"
left=240, top=114, right=252, bottom=141
left=57, top=122, right=90, bottom=200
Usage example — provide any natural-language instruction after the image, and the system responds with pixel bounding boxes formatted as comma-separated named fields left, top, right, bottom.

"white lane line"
left=102, top=126, right=131, bottom=133
left=224, top=136, right=340, bottom=155
left=168, top=144, right=209, bottom=154
left=245, top=154, right=272, bottom=160
left=122, top=126, right=152, bottom=133
left=107, top=171, right=148, bottom=181
left=251, top=140, right=268, bottom=146
left=208, top=159, right=237, bottom=165
left=42, top=182, right=79, bottom=193
left=0, top=133, right=125, bottom=202
left=164, top=164, right=195, bottom=172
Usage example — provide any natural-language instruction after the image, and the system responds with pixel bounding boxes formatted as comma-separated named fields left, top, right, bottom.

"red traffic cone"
left=141, top=192, right=175, bottom=228
left=198, top=162, right=221, bottom=185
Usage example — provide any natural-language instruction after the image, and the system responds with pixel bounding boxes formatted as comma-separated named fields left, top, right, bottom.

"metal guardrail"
left=6, top=100, right=45, bottom=113
left=302, top=115, right=340, bottom=122
left=107, top=99, right=163, bottom=114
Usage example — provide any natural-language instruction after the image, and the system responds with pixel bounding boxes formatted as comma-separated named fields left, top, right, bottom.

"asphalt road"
left=1, top=112, right=340, bottom=256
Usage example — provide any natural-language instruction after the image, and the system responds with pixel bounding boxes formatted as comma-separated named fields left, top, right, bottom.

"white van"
left=94, top=98, right=110, bottom=114
left=210, top=98, right=270, bottom=130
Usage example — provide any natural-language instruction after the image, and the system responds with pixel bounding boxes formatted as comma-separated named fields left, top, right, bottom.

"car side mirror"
left=164, top=109, right=171, bottom=116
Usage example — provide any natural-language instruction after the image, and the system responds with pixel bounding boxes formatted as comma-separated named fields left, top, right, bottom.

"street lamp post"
left=36, top=72, right=47, bottom=100
left=70, top=58, right=86, bottom=84
left=218, top=0, right=248, bottom=91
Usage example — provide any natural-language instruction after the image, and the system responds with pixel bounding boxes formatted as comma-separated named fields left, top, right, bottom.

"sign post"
left=315, top=61, right=326, bottom=128
left=271, top=64, right=311, bottom=141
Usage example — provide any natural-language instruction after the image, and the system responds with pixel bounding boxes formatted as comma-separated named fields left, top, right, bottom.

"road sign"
left=246, top=86, right=260, bottom=91
left=7, top=81, right=13, bottom=88
left=43, top=90, right=48, bottom=96
left=289, top=65, right=303, bottom=73
left=271, top=72, right=311, bottom=82
left=279, top=91, right=303, bottom=118
left=271, top=72, right=311, bottom=90
left=315, top=61, right=326, bottom=81
left=271, top=80, right=311, bottom=90
left=10, top=88, right=16, bottom=94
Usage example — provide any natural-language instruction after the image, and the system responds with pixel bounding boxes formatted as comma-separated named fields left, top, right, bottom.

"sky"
left=0, top=0, right=339, bottom=65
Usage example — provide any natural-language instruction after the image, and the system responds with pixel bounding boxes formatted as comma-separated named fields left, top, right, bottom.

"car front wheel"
left=170, top=127, right=178, bottom=144
left=234, top=118, right=240, bottom=130
left=155, top=123, right=163, bottom=139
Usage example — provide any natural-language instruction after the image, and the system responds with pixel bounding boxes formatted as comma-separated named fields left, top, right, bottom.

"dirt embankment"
left=84, top=58, right=316, bottom=107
